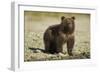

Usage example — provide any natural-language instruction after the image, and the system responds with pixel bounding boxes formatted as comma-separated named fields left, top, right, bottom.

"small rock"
left=58, top=53, right=65, bottom=57
left=34, top=50, right=42, bottom=53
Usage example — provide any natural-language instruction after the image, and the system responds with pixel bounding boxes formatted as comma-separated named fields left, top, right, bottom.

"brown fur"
left=43, top=16, right=75, bottom=56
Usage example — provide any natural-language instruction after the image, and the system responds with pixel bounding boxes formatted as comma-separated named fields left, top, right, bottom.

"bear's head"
left=61, top=16, right=75, bottom=33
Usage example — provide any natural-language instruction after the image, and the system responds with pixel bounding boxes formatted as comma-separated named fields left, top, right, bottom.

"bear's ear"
left=61, top=16, right=65, bottom=21
left=71, top=16, right=75, bottom=20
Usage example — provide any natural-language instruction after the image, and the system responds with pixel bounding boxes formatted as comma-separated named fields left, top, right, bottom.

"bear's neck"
left=59, top=24, right=75, bottom=34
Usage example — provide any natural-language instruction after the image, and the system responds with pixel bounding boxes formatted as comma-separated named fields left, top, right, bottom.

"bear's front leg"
left=56, top=37, right=63, bottom=53
left=67, top=35, right=75, bottom=56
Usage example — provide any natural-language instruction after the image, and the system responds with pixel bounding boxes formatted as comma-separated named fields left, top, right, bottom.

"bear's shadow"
left=29, top=47, right=46, bottom=53
left=28, top=48, right=90, bottom=59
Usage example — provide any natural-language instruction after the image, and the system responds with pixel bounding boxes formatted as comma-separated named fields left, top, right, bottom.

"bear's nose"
left=69, top=24, right=72, bottom=28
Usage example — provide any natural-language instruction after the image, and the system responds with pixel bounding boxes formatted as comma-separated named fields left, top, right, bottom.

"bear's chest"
left=58, top=32, right=74, bottom=43
left=57, top=32, right=67, bottom=42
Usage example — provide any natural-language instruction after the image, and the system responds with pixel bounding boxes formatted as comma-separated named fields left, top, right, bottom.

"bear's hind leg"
left=44, top=41, right=50, bottom=53
left=49, top=41, right=57, bottom=54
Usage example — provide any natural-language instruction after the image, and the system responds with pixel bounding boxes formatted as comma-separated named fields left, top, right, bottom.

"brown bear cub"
left=43, top=16, right=75, bottom=56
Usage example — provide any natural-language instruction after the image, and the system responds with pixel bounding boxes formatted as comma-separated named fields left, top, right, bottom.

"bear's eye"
left=66, top=19, right=73, bottom=24
left=66, top=21, right=72, bottom=24
left=67, top=22, right=71, bottom=24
